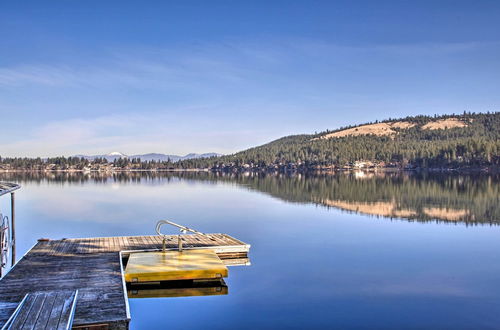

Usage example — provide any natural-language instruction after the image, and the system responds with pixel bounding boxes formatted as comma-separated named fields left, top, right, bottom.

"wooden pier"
left=0, top=234, right=250, bottom=329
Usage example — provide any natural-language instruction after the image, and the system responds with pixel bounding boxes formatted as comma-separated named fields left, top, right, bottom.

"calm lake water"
left=1, top=171, right=500, bottom=329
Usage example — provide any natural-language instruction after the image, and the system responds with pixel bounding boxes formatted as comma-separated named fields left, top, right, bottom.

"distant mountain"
left=130, top=153, right=176, bottom=162
left=107, top=151, right=127, bottom=157
left=129, top=152, right=222, bottom=162
left=73, top=152, right=222, bottom=162
left=73, top=151, right=128, bottom=162
left=178, top=153, right=222, bottom=160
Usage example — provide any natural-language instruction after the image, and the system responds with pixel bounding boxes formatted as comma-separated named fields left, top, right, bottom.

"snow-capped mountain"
left=73, top=152, right=222, bottom=162
left=107, top=151, right=127, bottom=157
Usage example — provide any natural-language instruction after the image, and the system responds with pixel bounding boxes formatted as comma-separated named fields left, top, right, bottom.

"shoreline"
left=0, top=166, right=497, bottom=175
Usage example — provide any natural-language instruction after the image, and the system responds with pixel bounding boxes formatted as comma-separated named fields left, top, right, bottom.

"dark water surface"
left=1, top=171, right=499, bottom=329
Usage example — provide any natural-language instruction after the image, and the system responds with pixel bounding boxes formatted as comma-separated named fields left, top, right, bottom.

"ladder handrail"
left=155, top=220, right=205, bottom=252
left=155, top=220, right=204, bottom=236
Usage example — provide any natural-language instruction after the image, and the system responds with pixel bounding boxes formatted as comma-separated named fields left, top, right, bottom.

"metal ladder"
left=155, top=220, right=205, bottom=252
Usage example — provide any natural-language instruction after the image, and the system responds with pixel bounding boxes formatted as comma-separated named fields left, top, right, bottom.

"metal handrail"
left=0, top=183, right=20, bottom=197
left=0, top=214, right=9, bottom=268
left=156, top=220, right=205, bottom=252
left=0, top=182, right=19, bottom=277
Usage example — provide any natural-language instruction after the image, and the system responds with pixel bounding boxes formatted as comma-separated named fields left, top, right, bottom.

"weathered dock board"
left=0, top=234, right=249, bottom=329
left=2, top=290, right=78, bottom=330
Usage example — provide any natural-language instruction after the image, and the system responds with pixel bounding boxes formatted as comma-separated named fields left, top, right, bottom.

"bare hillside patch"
left=422, top=118, right=468, bottom=130
left=317, top=121, right=415, bottom=139
left=320, top=200, right=417, bottom=218
left=423, top=207, right=470, bottom=221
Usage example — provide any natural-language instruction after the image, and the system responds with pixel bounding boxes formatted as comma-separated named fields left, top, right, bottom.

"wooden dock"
left=0, top=234, right=250, bottom=329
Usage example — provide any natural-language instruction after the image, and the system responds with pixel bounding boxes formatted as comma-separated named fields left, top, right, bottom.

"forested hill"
left=179, top=112, right=500, bottom=170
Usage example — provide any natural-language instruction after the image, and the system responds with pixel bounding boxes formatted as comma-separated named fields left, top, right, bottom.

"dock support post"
left=178, top=235, right=183, bottom=252
left=11, top=192, right=15, bottom=266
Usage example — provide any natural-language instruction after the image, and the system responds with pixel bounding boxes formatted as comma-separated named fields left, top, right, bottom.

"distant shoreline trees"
left=1, top=112, right=499, bottom=172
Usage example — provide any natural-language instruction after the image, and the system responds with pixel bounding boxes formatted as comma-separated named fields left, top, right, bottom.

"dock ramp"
left=1, top=290, right=78, bottom=330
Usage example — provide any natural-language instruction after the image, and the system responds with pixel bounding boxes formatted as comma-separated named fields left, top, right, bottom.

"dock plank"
left=8, top=294, right=36, bottom=329
left=19, top=293, right=46, bottom=329
left=0, top=234, right=249, bottom=329
left=2, top=291, right=77, bottom=330
left=55, top=291, right=77, bottom=330
left=33, top=293, right=56, bottom=329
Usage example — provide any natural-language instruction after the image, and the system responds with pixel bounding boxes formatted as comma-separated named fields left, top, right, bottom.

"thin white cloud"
left=289, top=39, right=500, bottom=56
left=2, top=40, right=494, bottom=88
left=1, top=39, right=499, bottom=157
left=0, top=42, right=270, bottom=88
left=0, top=112, right=278, bottom=157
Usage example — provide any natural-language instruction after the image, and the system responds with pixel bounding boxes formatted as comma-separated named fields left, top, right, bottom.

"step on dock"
left=0, top=234, right=250, bottom=329
left=2, top=290, right=78, bottom=330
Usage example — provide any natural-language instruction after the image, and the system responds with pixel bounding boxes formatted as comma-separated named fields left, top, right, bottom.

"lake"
left=1, top=171, right=499, bottom=329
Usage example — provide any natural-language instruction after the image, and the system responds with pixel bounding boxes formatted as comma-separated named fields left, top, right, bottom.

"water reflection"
left=127, top=279, right=228, bottom=298
left=2, top=171, right=500, bottom=329
left=2, top=171, right=498, bottom=225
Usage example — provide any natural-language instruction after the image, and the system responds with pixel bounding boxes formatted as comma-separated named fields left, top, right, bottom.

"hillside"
left=179, top=112, right=500, bottom=171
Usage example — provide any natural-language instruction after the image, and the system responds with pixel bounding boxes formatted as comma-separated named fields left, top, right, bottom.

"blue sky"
left=1, top=1, right=500, bottom=157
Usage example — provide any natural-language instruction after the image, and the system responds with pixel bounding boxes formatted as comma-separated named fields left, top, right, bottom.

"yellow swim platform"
left=124, top=249, right=228, bottom=283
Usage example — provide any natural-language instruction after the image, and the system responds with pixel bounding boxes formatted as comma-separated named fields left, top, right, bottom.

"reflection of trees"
left=2, top=171, right=499, bottom=225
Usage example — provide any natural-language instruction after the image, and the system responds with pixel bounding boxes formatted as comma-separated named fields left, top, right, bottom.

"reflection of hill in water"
left=319, top=200, right=471, bottom=222
left=2, top=171, right=499, bottom=225
left=218, top=172, right=499, bottom=225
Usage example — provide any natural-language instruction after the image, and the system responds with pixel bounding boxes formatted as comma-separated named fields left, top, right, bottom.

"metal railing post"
left=10, top=192, right=15, bottom=266
left=156, top=220, right=204, bottom=252
left=178, top=235, right=183, bottom=252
